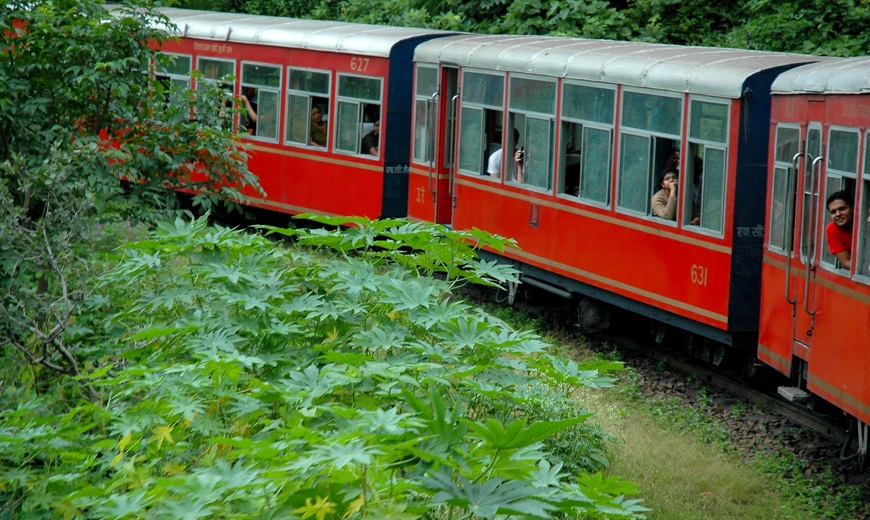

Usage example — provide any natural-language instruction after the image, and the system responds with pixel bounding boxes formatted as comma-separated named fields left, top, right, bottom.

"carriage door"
left=436, top=67, right=459, bottom=224
left=792, top=120, right=825, bottom=351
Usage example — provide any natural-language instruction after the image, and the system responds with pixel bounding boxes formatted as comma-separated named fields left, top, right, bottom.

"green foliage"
left=0, top=0, right=260, bottom=385
left=0, top=216, right=645, bottom=518
left=222, top=0, right=870, bottom=56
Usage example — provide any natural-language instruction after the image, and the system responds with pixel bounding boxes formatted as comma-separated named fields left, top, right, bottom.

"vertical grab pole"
left=427, top=92, right=438, bottom=196
left=804, top=155, right=824, bottom=316
left=784, top=151, right=802, bottom=306
left=448, top=94, right=459, bottom=203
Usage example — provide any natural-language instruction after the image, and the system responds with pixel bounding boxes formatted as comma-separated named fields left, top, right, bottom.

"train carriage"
left=408, top=35, right=817, bottom=348
left=760, top=58, right=870, bottom=459
left=154, top=8, right=452, bottom=218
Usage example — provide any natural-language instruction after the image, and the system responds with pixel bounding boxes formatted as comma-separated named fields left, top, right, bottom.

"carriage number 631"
left=691, top=264, right=709, bottom=287
left=350, top=57, right=370, bottom=72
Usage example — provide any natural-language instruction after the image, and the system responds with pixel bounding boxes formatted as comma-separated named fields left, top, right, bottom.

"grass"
left=478, top=301, right=870, bottom=519
left=579, top=387, right=814, bottom=520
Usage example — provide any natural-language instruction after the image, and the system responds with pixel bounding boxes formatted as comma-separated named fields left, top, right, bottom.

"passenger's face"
left=866, top=207, right=870, bottom=224
left=828, top=199, right=853, bottom=227
left=373, top=121, right=380, bottom=134
left=662, top=172, right=678, bottom=187
left=311, top=107, right=321, bottom=122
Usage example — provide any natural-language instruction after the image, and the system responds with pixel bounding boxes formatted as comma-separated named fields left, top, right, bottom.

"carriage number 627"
left=350, top=57, right=370, bottom=72
left=690, top=264, right=709, bottom=287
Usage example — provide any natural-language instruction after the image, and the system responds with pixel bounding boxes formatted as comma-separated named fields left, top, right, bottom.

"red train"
left=153, top=8, right=870, bottom=464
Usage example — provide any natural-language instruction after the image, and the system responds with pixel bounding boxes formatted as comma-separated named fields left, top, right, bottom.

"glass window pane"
left=768, top=166, right=793, bottom=251
left=159, top=54, right=191, bottom=76
left=829, top=129, right=859, bottom=174
left=618, top=133, right=651, bottom=213
left=199, top=58, right=234, bottom=82
left=581, top=127, right=612, bottom=204
left=689, top=100, right=728, bottom=144
left=257, top=90, right=279, bottom=140
left=288, top=69, right=330, bottom=95
left=510, top=77, right=556, bottom=115
left=462, top=71, right=504, bottom=107
left=459, top=107, right=483, bottom=174
left=338, top=75, right=380, bottom=101
left=413, top=99, right=432, bottom=163
left=700, top=148, right=726, bottom=232
left=563, top=84, right=615, bottom=124
left=286, top=94, right=309, bottom=144
left=858, top=178, right=870, bottom=278
left=416, top=66, right=438, bottom=96
left=622, top=91, right=682, bottom=136
left=336, top=101, right=360, bottom=153
left=242, top=63, right=280, bottom=88
left=775, top=126, right=800, bottom=163
left=524, top=117, right=552, bottom=189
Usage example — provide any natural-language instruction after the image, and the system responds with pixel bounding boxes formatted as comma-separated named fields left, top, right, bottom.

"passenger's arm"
left=834, top=250, right=852, bottom=270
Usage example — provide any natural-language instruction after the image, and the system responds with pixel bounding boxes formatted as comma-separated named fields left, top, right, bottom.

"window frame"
left=616, top=87, right=684, bottom=220
left=767, top=123, right=802, bottom=254
left=412, top=64, right=439, bottom=165
left=855, top=129, right=870, bottom=283
left=457, top=68, right=505, bottom=179
left=334, top=72, right=383, bottom=159
left=240, top=60, right=282, bottom=142
left=284, top=66, right=332, bottom=150
left=819, top=125, right=860, bottom=272
left=558, top=80, right=616, bottom=207
left=683, top=95, right=731, bottom=236
left=507, top=73, right=557, bottom=192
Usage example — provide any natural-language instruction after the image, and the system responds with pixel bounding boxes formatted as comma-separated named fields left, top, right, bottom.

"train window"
left=458, top=70, right=504, bottom=177
left=155, top=53, right=191, bottom=93
left=413, top=65, right=438, bottom=164
left=559, top=82, right=615, bottom=203
left=197, top=57, right=235, bottom=129
left=685, top=99, right=729, bottom=233
left=335, top=74, right=382, bottom=157
left=821, top=127, right=859, bottom=271
left=509, top=75, right=556, bottom=190
left=240, top=63, right=281, bottom=141
left=617, top=90, right=682, bottom=217
left=154, top=54, right=191, bottom=120
left=285, top=68, right=331, bottom=149
left=800, top=125, right=823, bottom=262
left=768, top=125, right=801, bottom=252
left=857, top=134, right=870, bottom=280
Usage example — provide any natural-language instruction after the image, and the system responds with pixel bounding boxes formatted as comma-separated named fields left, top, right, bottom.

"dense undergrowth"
left=0, top=216, right=647, bottom=519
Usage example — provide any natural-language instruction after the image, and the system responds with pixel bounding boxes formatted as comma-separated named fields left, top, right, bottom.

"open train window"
left=857, top=133, right=870, bottom=281
left=508, top=75, right=556, bottom=190
left=617, top=89, right=682, bottom=219
left=685, top=98, right=729, bottom=234
left=285, top=68, right=331, bottom=149
left=768, top=125, right=801, bottom=252
left=240, top=62, right=280, bottom=141
left=334, top=74, right=382, bottom=158
left=458, top=70, right=504, bottom=178
left=154, top=53, right=191, bottom=110
left=820, top=127, right=859, bottom=272
left=559, top=82, right=615, bottom=204
left=413, top=65, right=438, bottom=164
left=197, top=57, right=235, bottom=130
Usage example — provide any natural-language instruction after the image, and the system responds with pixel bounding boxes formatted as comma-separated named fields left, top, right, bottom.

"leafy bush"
left=0, top=216, right=645, bottom=518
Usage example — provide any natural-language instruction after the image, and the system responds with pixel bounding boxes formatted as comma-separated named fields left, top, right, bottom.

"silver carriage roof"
left=414, top=34, right=823, bottom=98
left=154, top=8, right=450, bottom=57
left=772, top=57, right=870, bottom=94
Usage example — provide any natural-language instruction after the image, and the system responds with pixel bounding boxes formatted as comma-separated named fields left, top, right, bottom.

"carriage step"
left=778, top=386, right=810, bottom=403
